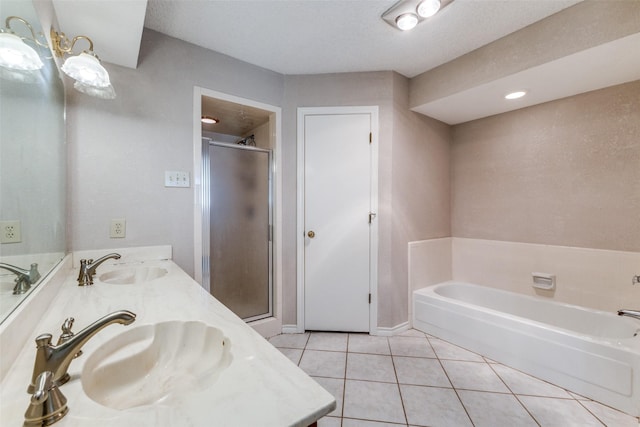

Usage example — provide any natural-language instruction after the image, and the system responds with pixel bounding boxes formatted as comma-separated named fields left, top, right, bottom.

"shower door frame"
left=202, top=140, right=274, bottom=323
left=193, top=86, right=283, bottom=338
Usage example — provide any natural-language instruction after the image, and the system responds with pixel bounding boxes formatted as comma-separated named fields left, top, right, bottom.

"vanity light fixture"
left=50, top=28, right=115, bottom=99
left=201, top=116, right=219, bottom=124
left=382, top=0, right=451, bottom=31
left=0, top=16, right=46, bottom=72
left=505, top=90, right=527, bottom=100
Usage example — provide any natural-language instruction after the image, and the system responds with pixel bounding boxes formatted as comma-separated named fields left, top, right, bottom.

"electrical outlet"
left=110, top=219, right=126, bottom=238
left=0, top=220, right=22, bottom=243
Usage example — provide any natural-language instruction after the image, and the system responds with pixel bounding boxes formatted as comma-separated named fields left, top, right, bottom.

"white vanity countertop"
left=0, top=258, right=335, bottom=426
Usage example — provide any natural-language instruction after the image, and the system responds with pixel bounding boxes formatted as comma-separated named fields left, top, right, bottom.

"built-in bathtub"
left=413, top=281, right=640, bottom=416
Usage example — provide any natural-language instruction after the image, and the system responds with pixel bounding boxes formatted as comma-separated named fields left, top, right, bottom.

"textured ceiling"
left=144, top=0, right=582, bottom=78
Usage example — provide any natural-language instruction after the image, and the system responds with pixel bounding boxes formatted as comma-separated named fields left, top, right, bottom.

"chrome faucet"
left=0, top=262, right=40, bottom=294
left=76, top=253, right=121, bottom=286
left=618, top=309, right=640, bottom=321
left=27, top=310, right=136, bottom=393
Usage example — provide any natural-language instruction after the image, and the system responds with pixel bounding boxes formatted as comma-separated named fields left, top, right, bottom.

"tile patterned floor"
left=268, top=329, right=639, bottom=427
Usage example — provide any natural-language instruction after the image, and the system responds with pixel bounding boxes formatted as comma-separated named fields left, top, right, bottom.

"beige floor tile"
left=428, top=338, right=484, bottom=362
left=388, top=336, right=435, bottom=358
left=458, top=390, right=538, bottom=427
left=400, top=384, right=472, bottom=427
left=343, top=380, right=406, bottom=424
left=268, top=332, right=309, bottom=349
left=441, top=360, right=509, bottom=393
left=348, top=334, right=390, bottom=355
left=307, top=332, right=349, bottom=352
left=299, top=349, right=346, bottom=379
left=347, top=353, right=396, bottom=383
left=313, top=376, right=344, bottom=417
left=277, top=347, right=303, bottom=365
left=491, top=364, right=571, bottom=398
left=580, top=400, right=639, bottom=427
left=519, top=395, right=609, bottom=426
left=393, top=356, right=451, bottom=388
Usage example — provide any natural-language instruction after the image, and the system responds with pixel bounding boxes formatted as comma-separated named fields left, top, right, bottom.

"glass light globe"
left=61, top=52, right=111, bottom=88
left=0, top=33, right=43, bottom=71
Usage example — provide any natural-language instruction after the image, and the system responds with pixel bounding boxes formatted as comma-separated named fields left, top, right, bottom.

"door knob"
left=307, top=231, right=315, bottom=238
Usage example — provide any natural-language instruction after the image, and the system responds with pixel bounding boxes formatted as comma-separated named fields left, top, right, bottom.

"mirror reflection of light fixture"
left=201, top=116, right=219, bottom=124
left=0, top=16, right=47, bottom=82
left=50, top=29, right=115, bottom=99
left=382, top=0, right=451, bottom=31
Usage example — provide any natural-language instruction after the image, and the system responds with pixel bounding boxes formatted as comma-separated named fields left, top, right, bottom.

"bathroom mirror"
left=0, top=1, right=66, bottom=323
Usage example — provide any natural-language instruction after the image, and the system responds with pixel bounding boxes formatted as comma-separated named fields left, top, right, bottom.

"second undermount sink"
left=81, top=321, right=232, bottom=409
left=98, top=266, right=168, bottom=284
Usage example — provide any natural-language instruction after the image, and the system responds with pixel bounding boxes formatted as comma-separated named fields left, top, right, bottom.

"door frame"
left=193, top=87, right=283, bottom=338
left=296, top=106, right=379, bottom=334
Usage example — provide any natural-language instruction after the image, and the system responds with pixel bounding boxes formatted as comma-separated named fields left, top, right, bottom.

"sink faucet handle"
left=24, top=371, right=69, bottom=426
left=56, top=318, right=82, bottom=358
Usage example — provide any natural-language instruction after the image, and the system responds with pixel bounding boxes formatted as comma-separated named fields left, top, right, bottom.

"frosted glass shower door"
left=208, top=142, right=272, bottom=321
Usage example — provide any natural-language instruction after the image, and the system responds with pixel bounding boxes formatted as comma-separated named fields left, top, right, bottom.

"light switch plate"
left=165, top=171, right=190, bottom=188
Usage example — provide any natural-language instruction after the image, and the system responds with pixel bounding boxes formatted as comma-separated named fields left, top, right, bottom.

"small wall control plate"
left=165, top=171, right=190, bottom=188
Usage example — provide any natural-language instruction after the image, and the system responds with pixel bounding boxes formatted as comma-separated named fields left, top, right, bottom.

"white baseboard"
left=372, top=321, right=410, bottom=337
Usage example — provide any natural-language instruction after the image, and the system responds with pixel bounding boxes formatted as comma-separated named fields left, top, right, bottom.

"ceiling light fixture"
left=0, top=16, right=46, bottom=72
left=50, top=28, right=115, bottom=99
left=382, top=0, right=452, bottom=31
left=396, top=13, right=419, bottom=31
left=201, top=116, right=219, bottom=124
left=417, top=0, right=441, bottom=18
left=505, top=90, right=527, bottom=100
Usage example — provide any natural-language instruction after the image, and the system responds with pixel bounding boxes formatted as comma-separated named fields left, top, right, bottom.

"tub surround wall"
left=452, top=238, right=640, bottom=313
left=452, top=80, right=640, bottom=252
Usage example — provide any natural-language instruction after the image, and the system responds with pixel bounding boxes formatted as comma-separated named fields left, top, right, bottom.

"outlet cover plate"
left=165, top=171, right=190, bottom=188
left=110, top=219, right=126, bottom=238
left=0, top=220, right=22, bottom=243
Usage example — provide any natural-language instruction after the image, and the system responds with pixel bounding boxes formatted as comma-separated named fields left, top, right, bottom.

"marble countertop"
left=0, top=250, right=335, bottom=426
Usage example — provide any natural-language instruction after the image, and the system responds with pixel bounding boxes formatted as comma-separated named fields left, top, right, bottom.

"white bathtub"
left=413, top=281, right=640, bottom=416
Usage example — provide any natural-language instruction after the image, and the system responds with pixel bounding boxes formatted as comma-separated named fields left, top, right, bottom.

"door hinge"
left=368, top=212, right=377, bottom=224
left=369, top=132, right=372, bottom=144
left=368, top=293, right=372, bottom=304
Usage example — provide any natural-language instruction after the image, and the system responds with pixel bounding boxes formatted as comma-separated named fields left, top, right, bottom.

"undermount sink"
left=98, top=266, right=168, bottom=284
left=81, top=321, right=232, bottom=409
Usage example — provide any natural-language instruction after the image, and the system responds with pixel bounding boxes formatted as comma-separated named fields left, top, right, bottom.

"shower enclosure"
left=202, top=139, right=273, bottom=322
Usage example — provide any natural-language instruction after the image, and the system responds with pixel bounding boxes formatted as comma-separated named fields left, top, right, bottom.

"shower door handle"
left=307, top=231, right=315, bottom=238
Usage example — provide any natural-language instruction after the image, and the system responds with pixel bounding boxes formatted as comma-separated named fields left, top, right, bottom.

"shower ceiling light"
left=201, top=116, right=219, bottom=124
left=51, top=28, right=115, bottom=99
left=382, top=0, right=452, bottom=31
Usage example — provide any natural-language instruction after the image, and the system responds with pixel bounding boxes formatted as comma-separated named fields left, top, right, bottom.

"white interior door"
left=303, top=112, right=372, bottom=332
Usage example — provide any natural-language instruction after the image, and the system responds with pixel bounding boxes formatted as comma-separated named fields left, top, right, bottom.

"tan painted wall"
left=451, top=80, right=640, bottom=252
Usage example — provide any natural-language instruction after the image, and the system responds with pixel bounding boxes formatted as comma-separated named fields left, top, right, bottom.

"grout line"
left=425, top=335, right=476, bottom=427
left=569, top=399, right=608, bottom=427
left=388, top=335, right=409, bottom=426
left=486, top=362, right=541, bottom=427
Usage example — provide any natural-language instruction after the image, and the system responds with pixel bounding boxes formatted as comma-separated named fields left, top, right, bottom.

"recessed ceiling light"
left=505, top=90, right=527, bottom=100
left=395, top=13, right=419, bottom=31
left=201, top=116, right=219, bottom=124
left=417, top=0, right=441, bottom=18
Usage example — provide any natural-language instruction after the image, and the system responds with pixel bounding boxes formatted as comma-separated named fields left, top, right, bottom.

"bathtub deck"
left=268, top=329, right=639, bottom=427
